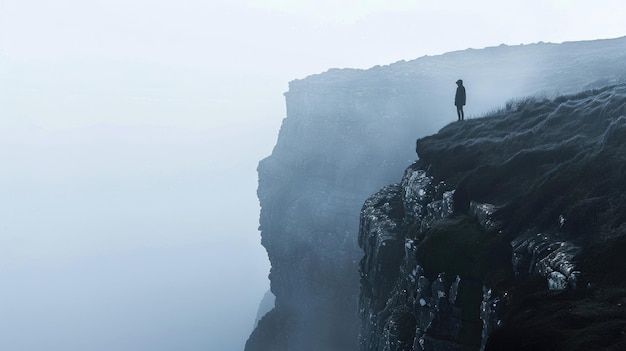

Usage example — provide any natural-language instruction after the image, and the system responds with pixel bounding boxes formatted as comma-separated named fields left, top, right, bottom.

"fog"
left=0, top=122, right=274, bottom=350
left=0, top=0, right=623, bottom=350
left=0, top=62, right=276, bottom=349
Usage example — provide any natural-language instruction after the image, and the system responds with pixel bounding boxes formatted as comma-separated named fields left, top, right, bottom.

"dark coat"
left=455, top=85, right=466, bottom=106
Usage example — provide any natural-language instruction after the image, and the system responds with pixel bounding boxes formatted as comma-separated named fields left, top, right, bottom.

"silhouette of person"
left=455, top=79, right=466, bottom=121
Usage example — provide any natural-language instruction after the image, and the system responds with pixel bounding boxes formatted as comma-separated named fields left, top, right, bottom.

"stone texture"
left=359, top=84, right=626, bottom=350
left=248, top=37, right=626, bottom=351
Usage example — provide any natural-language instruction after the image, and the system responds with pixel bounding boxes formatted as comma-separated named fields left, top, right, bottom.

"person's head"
left=456, top=79, right=463, bottom=86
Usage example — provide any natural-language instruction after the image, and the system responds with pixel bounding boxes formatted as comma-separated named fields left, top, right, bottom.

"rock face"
left=359, top=84, right=626, bottom=350
left=246, top=37, right=626, bottom=351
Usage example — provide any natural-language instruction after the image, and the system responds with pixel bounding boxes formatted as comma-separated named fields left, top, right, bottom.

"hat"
left=456, top=79, right=463, bottom=84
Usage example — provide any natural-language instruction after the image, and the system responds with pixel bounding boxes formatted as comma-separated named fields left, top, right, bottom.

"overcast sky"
left=1, top=0, right=624, bottom=128
left=0, top=1, right=623, bottom=350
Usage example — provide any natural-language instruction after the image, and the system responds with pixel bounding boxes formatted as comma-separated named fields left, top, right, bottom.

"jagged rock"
left=359, top=84, right=626, bottom=350
left=249, top=37, right=626, bottom=351
left=359, top=163, right=507, bottom=350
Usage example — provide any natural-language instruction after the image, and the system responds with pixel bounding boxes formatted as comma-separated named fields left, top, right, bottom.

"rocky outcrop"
left=358, top=84, right=626, bottom=350
left=247, top=37, right=626, bottom=351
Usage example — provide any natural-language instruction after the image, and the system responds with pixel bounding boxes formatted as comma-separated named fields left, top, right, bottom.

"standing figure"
left=455, top=79, right=466, bottom=121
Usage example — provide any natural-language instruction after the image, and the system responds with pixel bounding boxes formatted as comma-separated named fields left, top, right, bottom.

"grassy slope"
left=415, top=85, right=626, bottom=350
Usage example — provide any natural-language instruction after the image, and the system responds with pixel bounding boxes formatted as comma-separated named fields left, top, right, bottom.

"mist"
left=0, top=0, right=623, bottom=350
left=0, top=119, right=274, bottom=350
left=0, top=59, right=276, bottom=349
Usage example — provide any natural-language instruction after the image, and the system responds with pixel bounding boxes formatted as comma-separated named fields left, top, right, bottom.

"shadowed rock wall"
left=359, top=84, right=626, bottom=350
left=247, top=37, right=626, bottom=351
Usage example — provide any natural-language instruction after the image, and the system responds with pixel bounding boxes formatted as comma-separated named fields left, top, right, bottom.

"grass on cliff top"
left=416, top=215, right=514, bottom=291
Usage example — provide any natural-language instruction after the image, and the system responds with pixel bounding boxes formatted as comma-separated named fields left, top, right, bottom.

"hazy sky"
left=0, top=1, right=623, bottom=350
left=1, top=0, right=624, bottom=128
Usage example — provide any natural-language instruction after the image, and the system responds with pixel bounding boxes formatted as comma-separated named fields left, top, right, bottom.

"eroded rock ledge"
left=359, top=85, right=626, bottom=350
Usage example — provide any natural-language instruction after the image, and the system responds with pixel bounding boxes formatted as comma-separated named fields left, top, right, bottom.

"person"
left=455, top=79, right=466, bottom=121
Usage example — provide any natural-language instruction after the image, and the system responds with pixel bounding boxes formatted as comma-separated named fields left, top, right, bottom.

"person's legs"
left=460, top=106, right=464, bottom=120
left=457, top=106, right=463, bottom=121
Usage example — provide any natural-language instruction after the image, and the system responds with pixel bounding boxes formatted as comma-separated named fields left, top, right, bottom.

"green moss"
left=416, top=216, right=514, bottom=289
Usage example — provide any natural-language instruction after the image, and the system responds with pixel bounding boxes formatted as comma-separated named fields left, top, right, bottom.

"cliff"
left=359, top=84, right=626, bottom=350
left=246, top=37, right=626, bottom=351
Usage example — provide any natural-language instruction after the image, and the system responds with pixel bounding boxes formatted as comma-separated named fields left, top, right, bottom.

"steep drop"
left=359, top=84, right=626, bottom=350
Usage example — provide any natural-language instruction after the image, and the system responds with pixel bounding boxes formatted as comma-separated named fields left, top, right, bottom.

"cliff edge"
left=359, top=84, right=626, bottom=350
left=247, top=37, right=626, bottom=351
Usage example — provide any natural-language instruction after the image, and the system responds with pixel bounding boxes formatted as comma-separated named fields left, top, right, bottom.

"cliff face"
left=246, top=37, right=626, bottom=351
left=359, top=84, right=626, bottom=350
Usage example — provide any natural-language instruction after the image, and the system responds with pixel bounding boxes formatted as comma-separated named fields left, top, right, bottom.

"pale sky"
left=0, top=1, right=624, bottom=350
left=1, top=0, right=624, bottom=129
